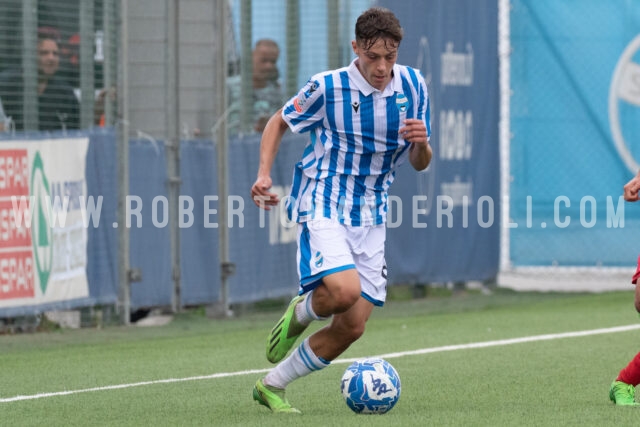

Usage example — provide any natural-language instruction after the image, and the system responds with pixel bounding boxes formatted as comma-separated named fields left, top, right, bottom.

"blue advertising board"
left=378, top=0, right=501, bottom=282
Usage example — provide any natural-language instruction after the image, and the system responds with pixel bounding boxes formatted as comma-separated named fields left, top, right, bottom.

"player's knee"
left=334, top=320, right=366, bottom=344
left=347, top=322, right=366, bottom=342
left=331, top=287, right=361, bottom=313
left=321, top=269, right=361, bottom=312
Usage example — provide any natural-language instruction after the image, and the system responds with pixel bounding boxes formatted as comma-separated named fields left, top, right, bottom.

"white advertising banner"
left=0, top=137, right=90, bottom=308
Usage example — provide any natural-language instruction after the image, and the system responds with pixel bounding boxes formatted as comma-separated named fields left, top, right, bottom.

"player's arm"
left=623, top=170, right=640, bottom=202
left=251, top=108, right=289, bottom=210
left=403, top=73, right=432, bottom=171
left=400, top=118, right=432, bottom=171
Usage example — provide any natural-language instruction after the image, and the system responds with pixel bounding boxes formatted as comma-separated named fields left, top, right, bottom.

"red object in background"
left=63, top=33, right=80, bottom=67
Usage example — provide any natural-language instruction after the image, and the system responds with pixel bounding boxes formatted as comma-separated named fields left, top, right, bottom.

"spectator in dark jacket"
left=0, top=27, right=79, bottom=131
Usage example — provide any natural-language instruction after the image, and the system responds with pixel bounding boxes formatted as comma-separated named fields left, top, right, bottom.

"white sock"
left=264, top=337, right=330, bottom=389
left=295, top=290, right=330, bottom=326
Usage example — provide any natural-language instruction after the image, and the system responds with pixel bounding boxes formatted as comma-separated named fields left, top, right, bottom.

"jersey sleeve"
left=282, top=77, right=325, bottom=133
left=415, top=70, right=432, bottom=139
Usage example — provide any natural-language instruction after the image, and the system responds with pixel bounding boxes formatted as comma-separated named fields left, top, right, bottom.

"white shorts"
left=296, top=218, right=388, bottom=306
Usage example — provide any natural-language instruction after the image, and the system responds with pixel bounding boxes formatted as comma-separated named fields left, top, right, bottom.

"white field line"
left=2, top=323, right=640, bottom=403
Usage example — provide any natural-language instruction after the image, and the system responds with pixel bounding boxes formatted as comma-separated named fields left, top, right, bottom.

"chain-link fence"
left=0, top=0, right=118, bottom=132
left=0, top=0, right=373, bottom=142
left=0, top=0, right=377, bottom=323
left=499, top=0, right=640, bottom=291
left=3, top=0, right=640, bottom=324
left=224, top=0, right=371, bottom=135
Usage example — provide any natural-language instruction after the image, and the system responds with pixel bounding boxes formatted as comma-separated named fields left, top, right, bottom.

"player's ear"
left=351, top=40, right=358, bottom=55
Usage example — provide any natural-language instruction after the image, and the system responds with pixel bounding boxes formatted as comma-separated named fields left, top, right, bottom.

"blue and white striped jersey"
left=282, top=58, right=431, bottom=226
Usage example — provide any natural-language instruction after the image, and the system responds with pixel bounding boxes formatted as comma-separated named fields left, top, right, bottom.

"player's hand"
left=623, top=176, right=640, bottom=202
left=399, top=119, right=428, bottom=146
left=251, top=175, right=280, bottom=210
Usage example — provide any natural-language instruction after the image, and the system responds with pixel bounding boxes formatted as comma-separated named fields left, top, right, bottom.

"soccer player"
left=609, top=171, right=640, bottom=406
left=250, top=7, right=432, bottom=413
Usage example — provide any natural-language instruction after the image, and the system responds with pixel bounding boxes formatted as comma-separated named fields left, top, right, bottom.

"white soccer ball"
left=340, top=358, right=401, bottom=414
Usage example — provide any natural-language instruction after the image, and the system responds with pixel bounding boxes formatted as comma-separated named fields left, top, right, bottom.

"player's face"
left=38, top=39, right=60, bottom=77
left=352, top=38, right=398, bottom=90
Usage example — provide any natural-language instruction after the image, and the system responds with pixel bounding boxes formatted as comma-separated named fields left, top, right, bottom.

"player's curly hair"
left=355, top=7, right=403, bottom=50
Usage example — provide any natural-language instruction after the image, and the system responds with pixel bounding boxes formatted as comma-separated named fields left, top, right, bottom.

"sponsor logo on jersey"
left=294, top=95, right=306, bottom=113
left=294, top=80, right=321, bottom=113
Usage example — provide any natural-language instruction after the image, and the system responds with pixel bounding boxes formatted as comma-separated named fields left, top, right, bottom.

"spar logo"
left=30, top=152, right=53, bottom=293
left=609, top=34, right=640, bottom=173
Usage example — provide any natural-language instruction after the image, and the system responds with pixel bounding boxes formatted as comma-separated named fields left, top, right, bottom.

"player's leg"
left=255, top=295, right=374, bottom=413
left=266, top=220, right=356, bottom=364
left=616, top=282, right=640, bottom=405
left=308, top=295, right=375, bottom=360
left=304, top=222, right=388, bottom=361
left=609, top=266, right=640, bottom=406
left=265, top=269, right=360, bottom=364
left=266, top=296, right=374, bottom=387
left=254, top=221, right=382, bottom=413
left=610, top=365, right=640, bottom=406
left=303, top=268, right=362, bottom=315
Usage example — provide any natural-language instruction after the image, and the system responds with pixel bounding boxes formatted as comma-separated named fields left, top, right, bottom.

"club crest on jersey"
left=396, top=93, right=408, bottom=113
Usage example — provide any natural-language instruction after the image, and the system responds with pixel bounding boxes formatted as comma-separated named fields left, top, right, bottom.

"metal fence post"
left=285, top=0, right=299, bottom=97
left=210, top=0, right=233, bottom=318
left=327, top=0, right=340, bottom=70
left=118, top=0, right=131, bottom=326
left=21, top=0, right=37, bottom=130
left=239, top=0, right=252, bottom=134
left=79, top=0, right=95, bottom=129
left=103, top=0, right=116, bottom=127
left=166, top=0, right=182, bottom=313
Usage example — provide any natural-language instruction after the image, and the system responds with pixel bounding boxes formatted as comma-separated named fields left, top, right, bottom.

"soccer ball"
left=340, top=358, right=401, bottom=414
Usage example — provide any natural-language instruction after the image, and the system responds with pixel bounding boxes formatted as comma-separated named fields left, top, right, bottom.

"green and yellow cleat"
left=609, top=380, right=640, bottom=406
left=253, top=379, right=301, bottom=414
left=266, top=295, right=307, bottom=363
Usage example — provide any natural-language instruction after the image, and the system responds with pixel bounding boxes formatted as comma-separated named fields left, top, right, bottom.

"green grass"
left=2, top=288, right=640, bottom=426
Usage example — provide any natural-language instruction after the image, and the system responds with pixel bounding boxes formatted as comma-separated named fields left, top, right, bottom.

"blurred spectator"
left=58, top=32, right=114, bottom=128
left=0, top=1, right=59, bottom=75
left=58, top=32, right=81, bottom=89
left=227, top=39, right=284, bottom=134
left=0, top=27, right=79, bottom=131
left=59, top=32, right=105, bottom=91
